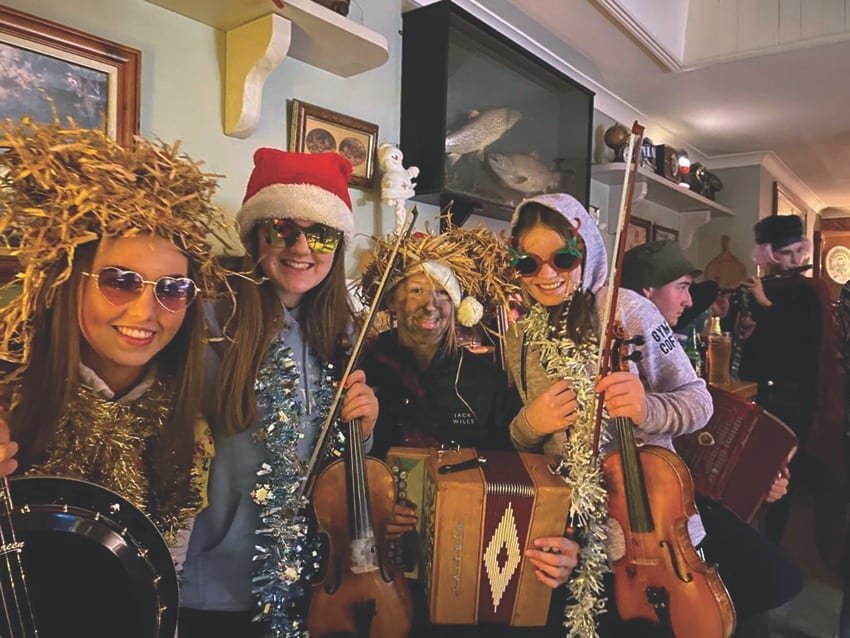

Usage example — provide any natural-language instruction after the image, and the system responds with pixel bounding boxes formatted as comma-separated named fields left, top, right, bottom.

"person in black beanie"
left=734, top=214, right=845, bottom=550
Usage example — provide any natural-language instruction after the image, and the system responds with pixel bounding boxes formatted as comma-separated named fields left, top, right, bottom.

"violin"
left=306, top=338, right=413, bottom=638
left=304, top=211, right=418, bottom=638
left=601, top=324, right=736, bottom=637
left=595, top=122, right=735, bottom=637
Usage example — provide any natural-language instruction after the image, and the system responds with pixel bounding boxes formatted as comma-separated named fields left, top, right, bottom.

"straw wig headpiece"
left=358, top=216, right=520, bottom=327
left=0, top=117, right=237, bottom=367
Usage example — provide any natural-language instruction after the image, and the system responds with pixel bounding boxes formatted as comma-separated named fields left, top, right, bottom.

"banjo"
left=0, top=476, right=178, bottom=637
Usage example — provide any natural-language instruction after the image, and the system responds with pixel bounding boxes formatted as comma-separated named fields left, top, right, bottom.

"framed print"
left=772, top=181, right=807, bottom=228
left=290, top=99, right=379, bottom=188
left=653, top=223, right=679, bottom=243
left=0, top=5, right=141, bottom=147
left=625, top=217, right=652, bottom=250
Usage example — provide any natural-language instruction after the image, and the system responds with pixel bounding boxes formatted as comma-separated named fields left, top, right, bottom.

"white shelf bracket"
left=606, top=181, right=648, bottom=232
left=678, top=210, right=711, bottom=248
left=225, top=14, right=291, bottom=138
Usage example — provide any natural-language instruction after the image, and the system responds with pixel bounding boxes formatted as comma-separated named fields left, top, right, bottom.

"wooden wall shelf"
left=592, top=163, right=733, bottom=217
left=146, top=0, right=389, bottom=137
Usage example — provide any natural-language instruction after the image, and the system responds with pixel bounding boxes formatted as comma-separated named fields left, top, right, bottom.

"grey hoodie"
left=505, top=193, right=710, bottom=548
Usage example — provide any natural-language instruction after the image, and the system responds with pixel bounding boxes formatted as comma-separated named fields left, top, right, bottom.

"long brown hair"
left=511, top=202, right=598, bottom=344
left=6, top=239, right=202, bottom=505
left=216, top=226, right=354, bottom=434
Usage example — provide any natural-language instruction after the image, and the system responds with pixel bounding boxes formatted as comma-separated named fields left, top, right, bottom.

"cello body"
left=307, top=449, right=412, bottom=638
left=604, top=444, right=736, bottom=638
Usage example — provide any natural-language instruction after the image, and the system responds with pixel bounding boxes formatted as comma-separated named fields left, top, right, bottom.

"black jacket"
left=361, top=330, right=521, bottom=459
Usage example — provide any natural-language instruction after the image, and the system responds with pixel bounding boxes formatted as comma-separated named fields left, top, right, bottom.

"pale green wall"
left=4, top=0, right=412, bottom=277
left=696, top=165, right=762, bottom=277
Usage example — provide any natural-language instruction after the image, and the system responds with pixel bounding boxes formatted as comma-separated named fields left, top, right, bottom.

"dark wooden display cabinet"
left=401, top=1, right=594, bottom=227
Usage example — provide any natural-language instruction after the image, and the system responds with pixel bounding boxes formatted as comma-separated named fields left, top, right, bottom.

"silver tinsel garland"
left=519, top=302, right=610, bottom=638
left=251, top=335, right=337, bottom=637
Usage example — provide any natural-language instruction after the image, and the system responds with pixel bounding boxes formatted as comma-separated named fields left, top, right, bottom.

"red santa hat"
left=236, top=148, right=354, bottom=243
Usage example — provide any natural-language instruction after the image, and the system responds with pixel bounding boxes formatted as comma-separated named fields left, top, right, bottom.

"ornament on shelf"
left=378, top=143, right=419, bottom=234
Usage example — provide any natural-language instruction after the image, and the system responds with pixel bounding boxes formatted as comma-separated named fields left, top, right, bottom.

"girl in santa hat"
left=179, top=149, right=379, bottom=638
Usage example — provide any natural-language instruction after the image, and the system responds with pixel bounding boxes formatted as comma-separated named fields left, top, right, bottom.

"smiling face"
left=388, top=272, right=454, bottom=358
left=643, top=274, right=694, bottom=326
left=516, top=224, right=583, bottom=307
left=257, top=218, right=337, bottom=307
left=77, top=234, right=190, bottom=394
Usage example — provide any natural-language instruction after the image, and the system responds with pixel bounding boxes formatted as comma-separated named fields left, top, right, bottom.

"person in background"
left=358, top=223, right=578, bottom=637
left=733, top=215, right=845, bottom=550
left=179, top=149, right=379, bottom=638
left=0, top=118, right=228, bottom=542
left=506, top=194, right=711, bottom=637
left=836, top=279, right=850, bottom=638
left=622, top=239, right=803, bottom=638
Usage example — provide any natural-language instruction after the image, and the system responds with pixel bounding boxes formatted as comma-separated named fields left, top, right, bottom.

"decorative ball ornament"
left=603, top=124, right=630, bottom=162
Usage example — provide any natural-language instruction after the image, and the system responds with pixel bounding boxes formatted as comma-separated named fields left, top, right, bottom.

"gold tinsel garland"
left=0, top=117, right=238, bottom=370
left=26, top=379, right=204, bottom=544
left=519, top=302, right=609, bottom=638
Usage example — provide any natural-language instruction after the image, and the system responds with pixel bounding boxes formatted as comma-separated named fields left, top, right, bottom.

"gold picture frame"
left=289, top=99, right=379, bottom=189
left=0, top=5, right=141, bottom=147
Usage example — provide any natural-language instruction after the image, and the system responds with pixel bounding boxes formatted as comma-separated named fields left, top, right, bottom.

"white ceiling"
left=502, top=0, right=850, bottom=212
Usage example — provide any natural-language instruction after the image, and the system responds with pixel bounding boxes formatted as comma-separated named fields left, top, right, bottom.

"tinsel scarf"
left=28, top=379, right=200, bottom=544
left=251, top=334, right=337, bottom=637
left=519, top=302, right=609, bottom=638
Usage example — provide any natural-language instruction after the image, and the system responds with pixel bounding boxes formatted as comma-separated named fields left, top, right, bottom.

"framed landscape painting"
left=0, top=5, right=141, bottom=146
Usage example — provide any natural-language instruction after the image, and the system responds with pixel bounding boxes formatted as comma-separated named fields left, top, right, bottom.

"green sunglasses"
left=260, top=218, right=343, bottom=254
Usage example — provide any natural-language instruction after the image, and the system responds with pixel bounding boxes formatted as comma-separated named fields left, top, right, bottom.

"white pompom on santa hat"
left=236, top=148, right=354, bottom=244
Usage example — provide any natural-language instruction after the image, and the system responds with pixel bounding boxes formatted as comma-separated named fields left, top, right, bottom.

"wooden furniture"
left=709, top=379, right=757, bottom=401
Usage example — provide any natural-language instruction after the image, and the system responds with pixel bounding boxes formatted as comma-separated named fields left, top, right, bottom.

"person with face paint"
left=732, top=215, right=845, bottom=547
left=179, top=149, right=379, bottom=638
left=358, top=225, right=579, bottom=637
left=505, top=194, right=713, bottom=636
left=0, top=119, right=230, bottom=547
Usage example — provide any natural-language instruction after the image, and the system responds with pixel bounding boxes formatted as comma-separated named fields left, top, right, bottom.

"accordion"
left=386, top=447, right=571, bottom=626
left=674, top=386, right=797, bottom=522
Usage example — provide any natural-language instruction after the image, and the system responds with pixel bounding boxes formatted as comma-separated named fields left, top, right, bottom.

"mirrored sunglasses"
left=510, top=239, right=583, bottom=277
left=83, top=267, right=197, bottom=313
left=260, top=218, right=343, bottom=254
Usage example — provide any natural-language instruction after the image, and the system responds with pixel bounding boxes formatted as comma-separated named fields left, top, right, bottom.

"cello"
left=303, top=211, right=416, bottom=638
left=595, top=122, right=735, bottom=637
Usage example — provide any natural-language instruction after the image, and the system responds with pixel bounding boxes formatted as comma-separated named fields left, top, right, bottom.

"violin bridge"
left=349, top=537, right=380, bottom=573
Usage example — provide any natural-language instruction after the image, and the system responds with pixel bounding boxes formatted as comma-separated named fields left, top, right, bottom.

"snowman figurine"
left=378, top=143, right=419, bottom=234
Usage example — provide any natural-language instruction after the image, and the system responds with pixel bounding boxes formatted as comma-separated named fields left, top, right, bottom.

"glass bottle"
left=685, top=325, right=703, bottom=377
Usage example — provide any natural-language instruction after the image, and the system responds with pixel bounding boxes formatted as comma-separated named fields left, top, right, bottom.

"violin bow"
left=593, top=121, right=645, bottom=453
left=301, top=207, right=420, bottom=500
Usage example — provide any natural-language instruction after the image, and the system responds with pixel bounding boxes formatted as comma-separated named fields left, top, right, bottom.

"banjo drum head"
left=1, top=476, right=178, bottom=638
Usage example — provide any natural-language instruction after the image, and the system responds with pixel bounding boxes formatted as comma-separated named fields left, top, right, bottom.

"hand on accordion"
left=525, top=536, right=579, bottom=589
left=765, top=464, right=791, bottom=503
left=387, top=500, right=417, bottom=541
